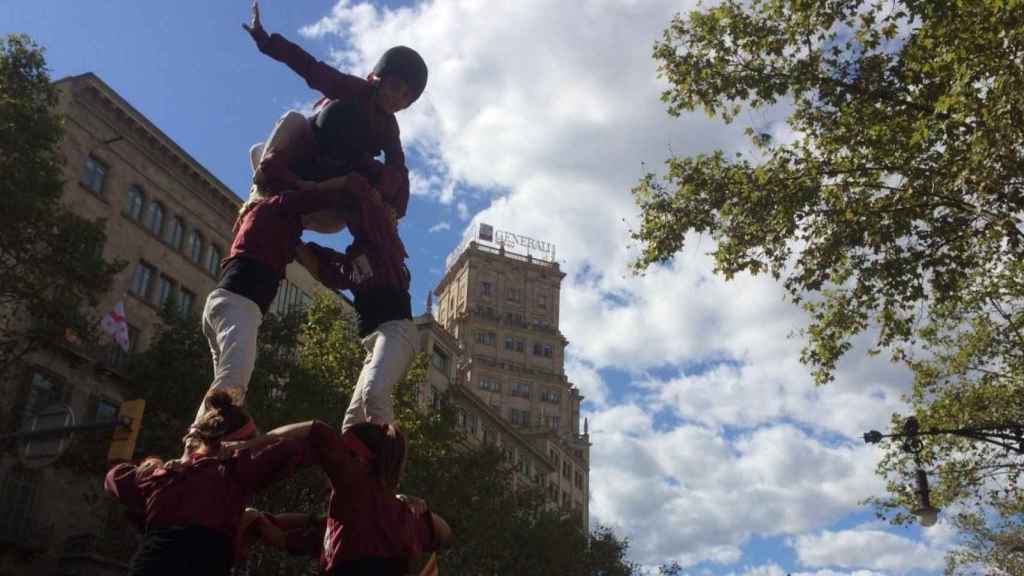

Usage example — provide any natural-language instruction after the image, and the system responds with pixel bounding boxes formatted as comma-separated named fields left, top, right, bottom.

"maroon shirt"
left=255, top=31, right=410, bottom=218
left=104, top=438, right=312, bottom=540
left=220, top=188, right=355, bottom=313
left=227, top=189, right=353, bottom=276
left=305, top=425, right=437, bottom=573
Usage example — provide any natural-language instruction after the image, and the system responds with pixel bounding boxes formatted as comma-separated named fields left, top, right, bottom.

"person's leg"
left=341, top=319, right=417, bottom=432
left=193, top=289, right=263, bottom=424
left=254, top=110, right=317, bottom=191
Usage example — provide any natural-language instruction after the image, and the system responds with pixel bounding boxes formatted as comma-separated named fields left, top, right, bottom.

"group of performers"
left=105, top=3, right=450, bottom=574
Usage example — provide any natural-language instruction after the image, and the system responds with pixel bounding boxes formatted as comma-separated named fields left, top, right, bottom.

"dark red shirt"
left=256, top=31, right=410, bottom=218
left=305, top=425, right=437, bottom=573
left=104, top=438, right=312, bottom=540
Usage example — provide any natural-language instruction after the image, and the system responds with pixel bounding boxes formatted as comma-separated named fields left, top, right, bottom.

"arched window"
left=207, top=244, right=222, bottom=276
left=124, top=185, right=145, bottom=221
left=168, top=216, right=185, bottom=251
left=145, top=202, right=164, bottom=236
left=188, top=230, right=204, bottom=264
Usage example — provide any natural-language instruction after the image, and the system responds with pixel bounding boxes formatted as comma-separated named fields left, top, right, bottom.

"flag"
left=101, top=302, right=130, bottom=352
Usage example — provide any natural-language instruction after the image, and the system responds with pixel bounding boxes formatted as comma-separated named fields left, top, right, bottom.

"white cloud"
left=301, top=0, right=928, bottom=571
left=428, top=221, right=450, bottom=233
left=790, top=527, right=947, bottom=573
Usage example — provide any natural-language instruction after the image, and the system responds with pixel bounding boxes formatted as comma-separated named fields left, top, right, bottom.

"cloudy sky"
left=5, top=1, right=955, bottom=573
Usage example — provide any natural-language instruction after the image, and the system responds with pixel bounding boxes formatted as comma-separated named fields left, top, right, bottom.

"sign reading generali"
left=477, top=223, right=556, bottom=261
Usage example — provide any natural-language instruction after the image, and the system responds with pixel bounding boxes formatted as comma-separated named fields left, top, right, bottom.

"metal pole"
left=0, top=417, right=130, bottom=442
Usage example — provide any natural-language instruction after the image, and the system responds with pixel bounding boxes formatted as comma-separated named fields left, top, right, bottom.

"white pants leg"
left=341, top=319, right=417, bottom=433
left=194, top=288, right=263, bottom=424
left=252, top=110, right=315, bottom=172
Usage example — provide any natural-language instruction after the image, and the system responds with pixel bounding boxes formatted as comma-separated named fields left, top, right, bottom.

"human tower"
left=105, top=3, right=451, bottom=575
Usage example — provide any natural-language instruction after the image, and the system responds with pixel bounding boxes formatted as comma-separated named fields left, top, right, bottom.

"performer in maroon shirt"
left=105, top=392, right=323, bottom=576
left=239, top=421, right=452, bottom=575
left=243, top=0, right=426, bottom=219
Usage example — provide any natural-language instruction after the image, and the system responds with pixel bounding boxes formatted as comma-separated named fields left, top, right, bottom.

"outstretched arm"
left=243, top=0, right=367, bottom=100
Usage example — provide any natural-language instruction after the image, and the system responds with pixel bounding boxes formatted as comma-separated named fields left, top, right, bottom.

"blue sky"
left=4, top=2, right=953, bottom=574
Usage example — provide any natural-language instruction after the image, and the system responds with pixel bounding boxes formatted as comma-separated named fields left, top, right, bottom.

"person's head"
left=185, top=391, right=253, bottom=458
left=301, top=209, right=347, bottom=233
left=348, top=422, right=408, bottom=492
left=368, top=46, right=428, bottom=114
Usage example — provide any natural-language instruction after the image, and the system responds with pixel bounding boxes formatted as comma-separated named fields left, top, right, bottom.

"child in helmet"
left=242, top=0, right=426, bottom=223
left=243, top=1, right=426, bottom=431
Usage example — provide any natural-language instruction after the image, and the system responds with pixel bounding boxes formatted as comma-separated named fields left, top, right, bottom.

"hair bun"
left=205, top=390, right=235, bottom=411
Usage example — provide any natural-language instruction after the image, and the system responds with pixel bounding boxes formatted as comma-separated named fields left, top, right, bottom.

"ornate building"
left=417, top=224, right=591, bottom=527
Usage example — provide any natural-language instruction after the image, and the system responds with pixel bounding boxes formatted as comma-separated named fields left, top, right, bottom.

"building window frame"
left=207, top=244, right=223, bottom=277
left=188, top=229, right=205, bottom=264
left=124, top=184, right=145, bottom=220
left=129, top=261, right=156, bottom=300
left=81, top=156, right=107, bottom=196
left=144, top=201, right=165, bottom=237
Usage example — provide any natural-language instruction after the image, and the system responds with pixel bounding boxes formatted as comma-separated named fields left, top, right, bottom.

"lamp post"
left=863, top=416, right=1024, bottom=527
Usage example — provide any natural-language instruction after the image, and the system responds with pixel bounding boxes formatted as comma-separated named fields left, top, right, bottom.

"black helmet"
left=372, top=46, right=428, bottom=104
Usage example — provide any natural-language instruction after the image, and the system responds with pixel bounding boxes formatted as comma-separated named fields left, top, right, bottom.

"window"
left=145, top=202, right=164, bottom=236
left=430, top=386, right=440, bottom=410
left=483, top=428, right=496, bottom=445
left=475, top=331, right=496, bottom=346
left=511, top=381, right=531, bottom=398
left=537, top=293, right=547, bottom=309
left=124, top=185, right=145, bottom=220
left=507, top=311, right=525, bottom=324
left=207, top=245, right=223, bottom=276
left=533, top=342, right=543, bottom=356
left=480, top=281, right=493, bottom=297
left=467, top=413, right=479, bottom=434
left=179, top=289, right=195, bottom=316
left=168, top=217, right=185, bottom=250
left=94, top=398, right=118, bottom=423
left=188, top=230, right=204, bottom=264
left=542, top=389, right=561, bottom=403
left=479, top=377, right=500, bottom=393
left=515, top=339, right=524, bottom=352
left=0, top=473, right=39, bottom=544
left=20, top=371, right=64, bottom=425
left=545, top=414, right=561, bottom=431
left=81, top=156, right=107, bottom=195
left=509, top=408, right=530, bottom=426
left=507, top=286, right=522, bottom=302
left=575, top=471, right=584, bottom=489
left=431, top=347, right=449, bottom=373
left=504, top=337, right=515, bottom=351
left=543, top=344, right=553, bottom=358
left=157, top=275, right=175, bottom=307
left=130, top=262, right=156, bottom=299
left=456, top=409, right=467, bottom=428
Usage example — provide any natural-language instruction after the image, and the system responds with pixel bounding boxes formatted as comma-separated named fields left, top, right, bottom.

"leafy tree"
left=633, top=0, right=1023, bottom=569
left=0, top=33, right=121, bottom=377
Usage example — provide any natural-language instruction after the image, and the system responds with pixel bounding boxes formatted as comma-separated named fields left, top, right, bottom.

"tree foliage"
left=634, top=0, right=1024, bottom=570
left=0, top=33, right=121, bottom=376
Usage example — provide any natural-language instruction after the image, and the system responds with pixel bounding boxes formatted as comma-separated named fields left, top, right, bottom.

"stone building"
left=0, top=73, right=332, bottom=576
left=420, top=224, right=591, bottom=528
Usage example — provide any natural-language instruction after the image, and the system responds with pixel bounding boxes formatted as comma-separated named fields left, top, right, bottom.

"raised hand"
left=242, top=1, right=268, bottom=44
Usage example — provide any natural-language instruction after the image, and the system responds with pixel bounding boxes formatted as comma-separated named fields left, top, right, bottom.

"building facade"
left=420, top=225, right=591, bottom=528
left=0, top=73, right=332, bottom=575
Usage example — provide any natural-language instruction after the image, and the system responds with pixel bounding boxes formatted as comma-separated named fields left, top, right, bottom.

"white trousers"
left=194, top=288, right=263, bottom=424
left=341, top=319, right=417, bottom=432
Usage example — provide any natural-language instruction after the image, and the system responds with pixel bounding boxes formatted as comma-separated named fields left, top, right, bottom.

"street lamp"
left=864, top=416, right=1024, bottom=528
